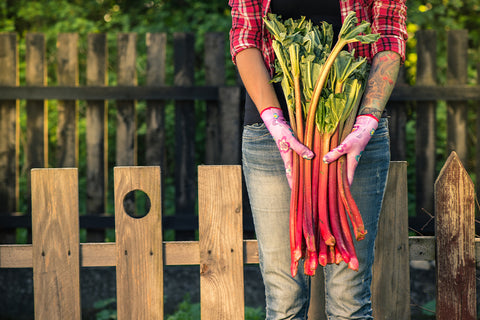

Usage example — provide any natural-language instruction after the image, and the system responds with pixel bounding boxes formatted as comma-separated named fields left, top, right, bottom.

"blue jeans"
left=242, top=118, right=390, bottom=320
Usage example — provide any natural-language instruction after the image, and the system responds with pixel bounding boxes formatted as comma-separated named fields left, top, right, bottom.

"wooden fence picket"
left=25, top=33, right=47, bottom=212
left=0, top=32, right=19, bottom=244
left=199, top=165, right=244, bottom=320
left=145, top=32, right=167, bottom=168
left=446, top=30, right=469, bottom=165
left=435, top=152, right=476, bottom=319
left=372, top=161, right=410, bottom=320
left=114, top=166, right=163, bottom=319
left=56, top=33, right=79, bottom=168
left=205, top=32, right=226, bottom=165
left=31, top=168, right=81, bottom=320
left=414, top=30, right=437, bottom=228
left=86, top=33, right=108, bottom=242
left=116, top=33, right=138, bottom=167
left=174, top=32, right=196, bottom=240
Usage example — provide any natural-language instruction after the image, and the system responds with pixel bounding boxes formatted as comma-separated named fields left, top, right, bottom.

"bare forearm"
left=358, top=51, right=401, bottom=118
left=235, top=48, right=280, bottom=114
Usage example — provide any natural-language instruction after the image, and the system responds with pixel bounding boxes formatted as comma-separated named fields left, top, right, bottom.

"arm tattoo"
left=358, top=51, right=401, bottom=119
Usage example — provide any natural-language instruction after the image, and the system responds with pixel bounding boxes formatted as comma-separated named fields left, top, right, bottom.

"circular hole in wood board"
left=123, top=189, right=151, bottom=219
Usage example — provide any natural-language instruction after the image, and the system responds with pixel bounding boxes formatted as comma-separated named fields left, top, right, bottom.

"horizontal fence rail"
left=2, top=84, right=480, bottom=101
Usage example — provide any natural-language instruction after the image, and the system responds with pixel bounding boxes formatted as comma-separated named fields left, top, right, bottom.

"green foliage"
left=94, top=297, right=117, bottom=320
left=406, top=0, right=480, bottom=85
left=165, top=295, right=265, bottom=320
left=92, top=295, right=265, bottom=320
left=421, top=299, right=436, bottom=316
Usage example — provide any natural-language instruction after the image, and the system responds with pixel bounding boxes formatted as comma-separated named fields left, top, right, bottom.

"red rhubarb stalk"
left=327, top=130, right=351, bottom=263
left=338, top=157, right=367, bottom=240
left=290, top=152, right=301, bottom=277
left=317, top=131, right=335, bottom=245
left=318, top=235, right=328, bottom=266
left=336, top=158, right=359, bottom=271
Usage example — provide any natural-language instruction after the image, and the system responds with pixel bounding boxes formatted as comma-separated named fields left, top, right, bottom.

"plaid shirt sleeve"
left=229, top=0, right=262, bottom=62
left=369, top=0, right=408, bottom=61
left=341, top=0, right=408, bottom=63
left=229, top=0, right=275, bottom=74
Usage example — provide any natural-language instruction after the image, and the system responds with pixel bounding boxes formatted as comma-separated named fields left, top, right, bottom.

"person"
left=229, top=0, right=408, bottom=319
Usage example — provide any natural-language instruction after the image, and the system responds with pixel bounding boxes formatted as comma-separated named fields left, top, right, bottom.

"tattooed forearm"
left=358, top=51, right=401, bottom=118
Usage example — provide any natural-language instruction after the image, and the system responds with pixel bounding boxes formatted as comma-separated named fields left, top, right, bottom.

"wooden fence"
left=0, top=153, right=477, bottom=319
left=1, top=29, right=480, bottom=241
left=0, top=31, right=245, bottom=243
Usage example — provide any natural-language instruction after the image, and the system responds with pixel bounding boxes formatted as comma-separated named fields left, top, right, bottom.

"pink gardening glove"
left=260, top=107, right=314, bottom=188
left=323, top=114, right=379, bottom=186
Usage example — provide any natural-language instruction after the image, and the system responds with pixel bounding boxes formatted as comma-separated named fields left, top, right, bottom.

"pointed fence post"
left=435, top=151, right=476, bottom=320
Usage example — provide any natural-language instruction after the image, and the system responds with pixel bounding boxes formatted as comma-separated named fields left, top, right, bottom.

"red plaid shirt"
left=229, top=0, right=408, bottom=76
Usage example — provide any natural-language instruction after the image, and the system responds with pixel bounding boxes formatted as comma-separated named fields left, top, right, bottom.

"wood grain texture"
left=218, top=87, right=242, bottom=165
left=446, top=30, right=469, bottom=165
left=0, top=239, right=262, bottom=268
left=25, top=33, right=47, bottom=215
left=31, top=168, right=81, bottom=320
left=145, top=33, right=166, bottom=168
left=204, top=32, right=225, bottom=165
left=56, top=33, right=79, bottom=168
left=174, top=32, right=196, bottom=240
left=114, top=166, right=163, bottom=319
left=435, top=152, right=476, bottom=320
left=116, top=33, right=137, bottom=167
left=86, top=33, right=108, bottom=242
left=415, top=30, right=436, bottom=222
left=372, top=162, right=410, bottom=320
left=198, top=165, right=244, bottom=320
left=0, top=33, right=19, bottom=243
left=388, top=67, right=407, bottom=161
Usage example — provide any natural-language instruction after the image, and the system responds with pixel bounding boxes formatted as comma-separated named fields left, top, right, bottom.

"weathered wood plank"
left=26, top=33, right=48, bottom=213
left=389, top=84, right=480, bottom=101
left=219, top=87, right=242, bottom=165
left=198, top=166, right=244, bottom=320
left=0, top=33, right=19, bottom=243
left=56, top=33, right=79, bottom=168
left=435, top=152, right=476, bottom=320
left=4, top=84, right=480, bottom=101
left=116, top=33, right=137, bottom=167
left=0, top=85, right=220, bottom=100
left=308, top=267, right=327, bottom=320
left=174, top=32, right=196, bottom=240
left=372, top=162, right=410, bottom=320
left=31, top=168, right=81, bottom=320
left=204, top=32, right=225, bottom=165
left=388, top=67, right=408, bottom=161
left=415, top=30, right=436, bottom=221
left=4, top=236, right=470, bottom=269
left=145, top=33, right=166, bottom=167
left=86, top=33, right=108, bottom=242
left=115, top=166, right=163, bottom=319
left=446, top=30, right=469, bottom=166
